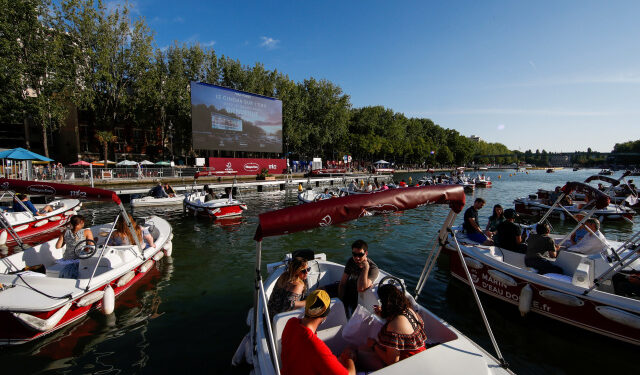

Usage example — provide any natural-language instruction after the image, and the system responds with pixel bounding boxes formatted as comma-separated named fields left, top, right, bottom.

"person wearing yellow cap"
left=280, top=289, right=356, bottom=375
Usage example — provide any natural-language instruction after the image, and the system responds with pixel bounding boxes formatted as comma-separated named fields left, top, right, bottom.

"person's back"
left=495, top=220, right=522, bottom=251
left=281, top=318, right=347, bottom=375
left=150, top=184, right=167, bottom=198
left=204, top=189, right=214, bottom=202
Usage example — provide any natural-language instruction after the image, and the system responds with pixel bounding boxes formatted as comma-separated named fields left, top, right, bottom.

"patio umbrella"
left=139, top=160, right=154, bottom=165
left=374, top=160, right=389, bottom=164
left=91, top=160, right=116, bottom=166
left=116, top=160, right=137, bottom=166
left=155, top=161, right=171, bottom=166
left=70, top=161, right=92, bottom=166
left=0, top=147, right=53, bottom=161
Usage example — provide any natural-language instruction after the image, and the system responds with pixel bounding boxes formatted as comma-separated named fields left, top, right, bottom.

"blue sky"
left=112, top=0, right=640, bottom=152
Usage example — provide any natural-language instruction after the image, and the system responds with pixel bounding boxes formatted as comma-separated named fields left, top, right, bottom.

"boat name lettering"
left=319, top=215, right=332, bottom=226
left=359, top=203, right=399, bottom=217
left=481, top=281, right=520, bottom=301
left=26, top=185, right=56, bottom=195
left=532, top=300, right=551, bottom=312
left=481, top=272, right=508, bottom=288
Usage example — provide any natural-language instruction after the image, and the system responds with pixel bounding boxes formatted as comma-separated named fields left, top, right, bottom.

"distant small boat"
left=573, top=167, right=581, bottom=171
left=599, top=169, right=614, bottom=175
left=546, top=168, right=555, bottom=173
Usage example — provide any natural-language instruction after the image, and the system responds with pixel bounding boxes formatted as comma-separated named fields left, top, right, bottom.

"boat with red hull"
left=0, top=193, right=81, bottom=248
left=0, top=178, right=173, bottom=346
left=183, top=170, right=247, bottom=219
left=443, top=181, right=640, bottom=345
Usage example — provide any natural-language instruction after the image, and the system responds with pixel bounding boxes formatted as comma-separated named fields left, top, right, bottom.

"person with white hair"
left=567, top=218, right=609, bottom=255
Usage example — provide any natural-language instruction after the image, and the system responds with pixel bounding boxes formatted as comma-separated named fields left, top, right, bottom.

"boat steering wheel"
left=378, top=275, right=406, bottom=295
left=74, top=239, right=97, bottom=259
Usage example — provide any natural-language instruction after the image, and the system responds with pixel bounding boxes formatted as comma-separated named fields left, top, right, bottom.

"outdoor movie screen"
left=191, top=81, right=283, bottom=153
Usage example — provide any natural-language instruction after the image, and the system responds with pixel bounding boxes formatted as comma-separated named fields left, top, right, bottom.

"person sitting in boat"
left=570, top=212, right=589, bottom=244
left=525, top=223, right=563, bottom=274
left=267, top=257, right=308, bottom=318
left=55, top=214, right=95, bottom=278
left=566, top=218, right=608, bottom=255
left=494, top=209, right=527, bottom=253
left=365, top=182, right=374, bottom=192
left=380, top=182, right=389, bottom=191
left=108, top=214, right=156, bottom=249
left=162, top=182, right=176, bottom=197
left=398, top=180, right=408, bottom=188
left=219, top=187, right=232, bottom=199
left=463, top=198, right=493, bottom=245
left=484, top=204, right=504, bottom=239
left=204, top=187, right=215, bottom=202
left=315, top=188, right=333, bottom=201
left=348, top=180, right=358, bottom=192
left=149, top=182, right=169, bottom=198
left=357, top=284, right=427, bottom=370
left=280, top=290, right=356, bottom=375
left=13, top=193, right=53, bottom=216
left=339, top=240, right=379, bottom=315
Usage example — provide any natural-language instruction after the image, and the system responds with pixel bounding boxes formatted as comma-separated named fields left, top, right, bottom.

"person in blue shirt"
left=13, top=194, right=52, bottom=216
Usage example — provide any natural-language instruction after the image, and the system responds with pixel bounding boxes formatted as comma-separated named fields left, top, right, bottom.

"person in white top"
left=566, top=218, right=609, bottom=255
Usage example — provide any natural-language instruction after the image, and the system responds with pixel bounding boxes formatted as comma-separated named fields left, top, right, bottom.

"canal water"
left=1, top=169, right=637, bottom=374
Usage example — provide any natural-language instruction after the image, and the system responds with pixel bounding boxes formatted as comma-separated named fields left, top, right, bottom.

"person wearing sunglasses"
left=338, top=239, right=379, bottom=315
left=267, top=257, right=309, bottom=318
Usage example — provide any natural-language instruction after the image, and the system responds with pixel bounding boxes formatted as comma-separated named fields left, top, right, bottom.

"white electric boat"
left=0, top=178, right=173, bottom=345
left=130, top=194, right=186, bottom=208
left=233, top=185, right=514, bottom=375
left=183, top=171, right=248, bottom=219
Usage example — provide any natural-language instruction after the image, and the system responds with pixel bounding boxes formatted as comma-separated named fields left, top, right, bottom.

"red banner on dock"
left=207, top=157, right=287, bottom=176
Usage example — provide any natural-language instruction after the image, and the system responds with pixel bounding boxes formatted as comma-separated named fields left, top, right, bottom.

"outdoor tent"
left=116, top=160, right=138, bottom=166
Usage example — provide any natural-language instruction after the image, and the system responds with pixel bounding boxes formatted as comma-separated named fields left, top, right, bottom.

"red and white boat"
left=442, top=182, right=640, bottom=345
left=234, top=185, right=515, bottom=374
left=308, top=168, right=348, bottom=176
left=183, top=170, right=247, bottom=219
left=0, top=186, right=81, bottom=248
left=473, top=175, right=493, bottom=188
left=0, top=178, right=173, bottom=346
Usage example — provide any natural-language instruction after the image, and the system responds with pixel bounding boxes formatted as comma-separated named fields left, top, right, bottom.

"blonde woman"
left=108, top=214, right=155, bottom=248
left=267, top=257, right=309, bottom=318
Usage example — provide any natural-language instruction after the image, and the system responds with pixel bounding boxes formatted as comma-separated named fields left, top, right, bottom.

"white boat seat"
left=555, top=251, right=587, bottom=276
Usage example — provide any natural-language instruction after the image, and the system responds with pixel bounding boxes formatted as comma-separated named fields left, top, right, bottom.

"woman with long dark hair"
left=485, top=204, right=504, bottom=238
left=267, top=257, right=309, bottom=318
left=358, top=284, right=427, bottom=370
left=56, top=215, right=94, bottom=260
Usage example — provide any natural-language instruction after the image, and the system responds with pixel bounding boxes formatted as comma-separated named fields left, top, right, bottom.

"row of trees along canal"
left=4, top=0, right=636, bottom=168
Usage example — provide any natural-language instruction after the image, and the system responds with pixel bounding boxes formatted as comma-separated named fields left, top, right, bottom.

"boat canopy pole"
left=85, top=212, right=121, bottom=292
left=259, top=279, right=281, bottom=375
left=252, top=240, right=262, bottom=355
left=449, top=228, right=508, bottom=368
left=415, top=210, right=458, bottom=300
left=0, top=212, right=26, bottom=251
left=556, top=206, right=598, bottom=248
left=536, top=193, right=567, bottom=225
left=586, top=233, right=640, bottom=295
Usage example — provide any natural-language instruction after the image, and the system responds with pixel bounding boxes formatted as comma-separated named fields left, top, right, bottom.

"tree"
left=95, top=130, right=117, bottom=167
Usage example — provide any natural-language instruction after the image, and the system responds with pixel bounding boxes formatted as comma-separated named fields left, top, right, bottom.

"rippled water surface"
left=1, top=168, right=638, bottom=374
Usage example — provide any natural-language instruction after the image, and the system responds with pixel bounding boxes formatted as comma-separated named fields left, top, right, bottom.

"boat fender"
left=170, top=233, right=174, bottom=241
left=487, top=270, right=517, bottom=287
left=538, top=290, right=584, bottom=307
left=164, top=241, right=173, bottom=256
left=240, top=205, right=248, bottom=210
left=73, top=206, right=81, bottom=211
left=595, top=306, right=640, bottom=329
left=232, top=333, right=251, bottom=367
left=77, top=290, right=105, bottom=307
left=0, top=231, right=6, bottom=245
left=14, top=224, right=29, bottom=232
left=34, top=220, right=48, bottom=228
left=116, top=271, right=136, bottom=287
left=139, top=259, right=154, bottom=273
left=48, top=215, right=62, bottom=222
left=64, top=211, right=74, bottom=216
left=519, top=284, right=533, bottom=316
left=298, top=183, right=303, bottom=192
left=463, top=256, right=483, bottom=270
left=12, top=302, right=72, bottom=332
left=102, top=285, right=115, bottom=315
left=153, top=251, right=164, bottom=261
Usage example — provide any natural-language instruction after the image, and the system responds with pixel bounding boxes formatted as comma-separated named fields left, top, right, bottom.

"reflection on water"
left=0, top=169, right=638, bottom=374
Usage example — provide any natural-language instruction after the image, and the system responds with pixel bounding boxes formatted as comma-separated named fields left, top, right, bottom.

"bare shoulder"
left=387, top=314, right=414, bottom=334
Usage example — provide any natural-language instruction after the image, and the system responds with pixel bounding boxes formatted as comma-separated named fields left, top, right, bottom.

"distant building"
left=549, top=154, right=570, bottom=167
left=468, top=135, right=481, bottom=142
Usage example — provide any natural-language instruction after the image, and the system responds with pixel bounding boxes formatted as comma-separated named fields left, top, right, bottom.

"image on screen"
left=191, top=81, right=283, bottom=153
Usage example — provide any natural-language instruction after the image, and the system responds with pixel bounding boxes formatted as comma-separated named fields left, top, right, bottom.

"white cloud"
left=201, top=40, right=216, bottom=47
left=260, top=36, right=280, bottom=49
left=499, top=71, right=640, bottom=88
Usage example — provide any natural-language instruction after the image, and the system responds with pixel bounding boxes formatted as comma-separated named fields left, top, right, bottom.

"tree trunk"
left=104, top=143, right=108, bottom=169
left=41, top=124, right=49, bottom=158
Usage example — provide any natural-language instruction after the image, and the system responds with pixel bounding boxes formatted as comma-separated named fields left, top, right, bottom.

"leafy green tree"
left=95, top=130, right=116, bottom=166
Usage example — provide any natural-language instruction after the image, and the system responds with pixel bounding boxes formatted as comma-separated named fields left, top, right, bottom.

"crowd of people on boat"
left=268, top=239, right=427, bottom=374
left=464, top=198, right=611, bottom=274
